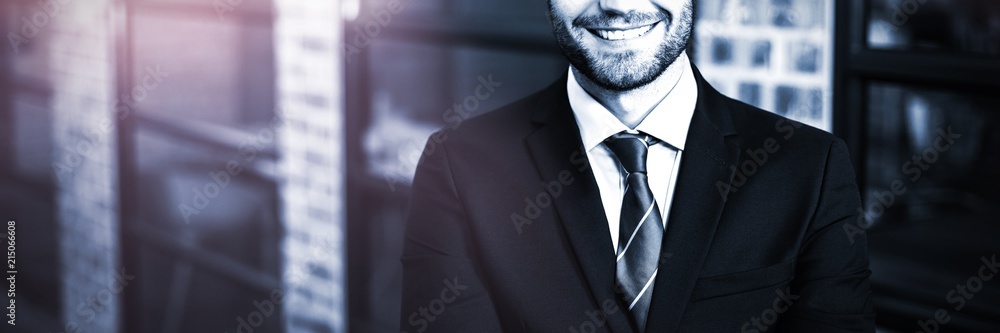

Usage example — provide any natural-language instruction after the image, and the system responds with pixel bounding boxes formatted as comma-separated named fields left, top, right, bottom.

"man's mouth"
left=587, top=22, right=658, bottom=41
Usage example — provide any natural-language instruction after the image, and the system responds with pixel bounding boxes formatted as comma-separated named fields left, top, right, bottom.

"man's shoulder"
left=437, top=82, right=557, bottom=144
left=723, top=94, right=840, bottom=150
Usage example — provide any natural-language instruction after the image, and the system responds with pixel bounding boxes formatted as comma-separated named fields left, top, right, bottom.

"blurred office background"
left=0, top=0, right=997, bottom=332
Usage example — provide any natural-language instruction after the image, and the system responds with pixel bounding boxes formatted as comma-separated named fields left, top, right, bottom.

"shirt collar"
left=567, top=53, right=698, bottom=152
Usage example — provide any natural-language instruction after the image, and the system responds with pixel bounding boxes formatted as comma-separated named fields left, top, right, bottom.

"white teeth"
left=595, top=24, right=655, bottom=41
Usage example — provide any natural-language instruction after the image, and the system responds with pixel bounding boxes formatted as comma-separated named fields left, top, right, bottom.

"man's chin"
left=587, top=73, right=659, bottom=92
left=578, top=56, right=664, bottom=91
left=575, top=69, right=653, bottom=92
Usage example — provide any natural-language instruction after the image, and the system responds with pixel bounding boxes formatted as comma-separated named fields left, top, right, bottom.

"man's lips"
left=585, top=22, right=660, bottom=41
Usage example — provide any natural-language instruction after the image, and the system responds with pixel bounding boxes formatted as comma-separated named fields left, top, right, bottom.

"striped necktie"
left=605, top=132, right=664, bottom=332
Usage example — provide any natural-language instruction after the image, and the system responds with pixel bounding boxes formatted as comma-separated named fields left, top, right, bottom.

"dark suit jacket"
left=401, top=68, right=875, bottom=333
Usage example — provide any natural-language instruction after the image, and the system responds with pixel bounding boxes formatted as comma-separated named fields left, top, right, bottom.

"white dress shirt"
left=567, top=53, right=699, bottom=251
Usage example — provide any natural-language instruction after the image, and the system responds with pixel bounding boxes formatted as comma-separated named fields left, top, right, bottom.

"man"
left=401, top=0, right=875, bottom=332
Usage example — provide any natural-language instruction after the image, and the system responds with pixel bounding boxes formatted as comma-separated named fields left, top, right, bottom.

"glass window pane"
left=133, top=127, right=280, bottom=271
left=134, top=0, right=273, bottom=15
left=865, top=82, right=999, bottom=226
left=136, top=247, right=282, bottom=333
left=11, top=91, right=53, bottom=181
left=453, top=0, right=549, bottom=21
left=865, top=81, right=1000, bottom=329
left=867, top=0, right=1000, bottom=55
left=376, top=0, right=448, bottom=18
left=131, top=10, right=276, bottom=129
left=363, top=39, right=565, bottom=184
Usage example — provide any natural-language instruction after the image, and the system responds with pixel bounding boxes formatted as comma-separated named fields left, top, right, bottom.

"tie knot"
left=604, top=132, right=654, bottom=174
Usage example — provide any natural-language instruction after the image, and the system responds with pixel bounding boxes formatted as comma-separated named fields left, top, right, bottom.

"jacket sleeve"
left=778, top=138, right=876, bottom=332
left=400, top=134, right=504, bottom=333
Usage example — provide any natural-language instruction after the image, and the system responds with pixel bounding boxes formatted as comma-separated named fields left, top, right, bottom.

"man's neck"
left=572, top=53, right=688, bottom=129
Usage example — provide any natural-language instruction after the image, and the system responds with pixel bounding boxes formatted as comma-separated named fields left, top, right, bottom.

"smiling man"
left=401, top=0, right=875, bottom=332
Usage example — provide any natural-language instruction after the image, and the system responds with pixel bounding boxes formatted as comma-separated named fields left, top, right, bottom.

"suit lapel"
left=644, top=67, right=742, bottom=332
left=525, top=75, right=635, bottom=333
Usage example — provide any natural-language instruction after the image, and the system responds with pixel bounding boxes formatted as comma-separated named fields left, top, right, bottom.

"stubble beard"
left=548, top=1, right=694, bottom=92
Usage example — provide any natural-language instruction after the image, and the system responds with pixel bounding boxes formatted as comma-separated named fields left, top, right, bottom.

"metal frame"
left=115, top=1, right=282, bottom=332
